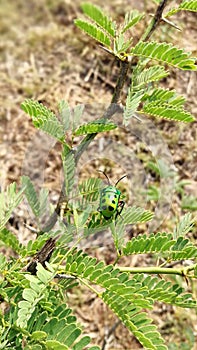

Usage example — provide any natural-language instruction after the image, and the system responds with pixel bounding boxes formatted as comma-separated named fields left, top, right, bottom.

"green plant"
left=1, top=1, right=197, bottom=349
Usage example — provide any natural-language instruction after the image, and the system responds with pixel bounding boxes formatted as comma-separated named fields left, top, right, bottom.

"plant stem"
left=118, top=264, right=196, bottom=277
left=75, top=60, right=129, bottom=163
left=141, top=0, right=168, bottom=41
left=41, top=0, right=169, bottom=233
left=111, top=60, right=130, bottom=104
left=77, top=276, right=102, bottom=297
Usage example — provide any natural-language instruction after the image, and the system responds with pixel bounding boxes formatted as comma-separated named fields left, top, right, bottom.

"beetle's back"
left=99, top=186, right=121, bottom=219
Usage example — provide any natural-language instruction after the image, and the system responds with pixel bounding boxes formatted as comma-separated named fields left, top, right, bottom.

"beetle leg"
left=115, top=200, right=125, bottom=220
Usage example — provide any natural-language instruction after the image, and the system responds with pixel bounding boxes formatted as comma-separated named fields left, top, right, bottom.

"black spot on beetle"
left=112, top=200, right=115, bottom=204
left=108, top=205, right=114, bottom=211
left=102, top=199, right=106, bottom=203
left=101, top=206, right=107, bottom=210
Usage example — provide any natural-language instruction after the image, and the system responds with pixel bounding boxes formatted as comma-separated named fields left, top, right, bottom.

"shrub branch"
left=42, top=0, right=171, bottom=234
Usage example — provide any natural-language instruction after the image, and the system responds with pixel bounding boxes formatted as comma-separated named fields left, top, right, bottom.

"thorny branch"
left=38, top=0, right=169, bottom=237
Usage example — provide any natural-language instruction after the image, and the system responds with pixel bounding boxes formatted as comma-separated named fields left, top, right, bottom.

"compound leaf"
left=75, top=19, right=111, bottom=47
left=130, top=41, right=196, bottom=70
left=21, top=99, right=65, bottom=142
left=74, top=119, right=117, bottom=135
left=81, top=3, right=116, bottom=37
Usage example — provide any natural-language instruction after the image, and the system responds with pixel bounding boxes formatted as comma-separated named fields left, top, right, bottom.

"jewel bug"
left=98, top=170, right=127, bottom=220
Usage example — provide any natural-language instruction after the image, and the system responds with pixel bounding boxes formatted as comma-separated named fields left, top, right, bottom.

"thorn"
left=149, top=13, right=181, bottom=31
left=54, top=274, right=76, bottom=279
left=133, top=113, right=143, bottom=123
left=161, top=17, right=182, bottom=31
left=99, top=45, right=114, bottom=56
left=24, top=223, right=38, bottom=233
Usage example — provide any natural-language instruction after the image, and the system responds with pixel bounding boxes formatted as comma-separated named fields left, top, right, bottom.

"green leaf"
left=142, top=102, right=195, bottom=122
left=36, top=263, right=53, bottom=284
left=0, top=228, right=23, bottom=253
left=123, top=90, right=144, bottom=125
left=146, top=185, right=160, bottom=201
left=133, top=65, right=169, bottom=89
left=81, top=3, right=116, bottom=37
left=123, top=232, right=174, bottom=255
left=180, top=0, right=197, bottom=11
left=31, top=331, right=47, bottom=340
left=22, top=176, right=40, bottom=217
left=21, top=99, right=65, bottom=142
left=143, top=88, right=184, bottom=105
left=72, top=104, right=85, bottom=132
left=114, top=34, right=132, bottom=54
left=74, top=19, right=111, bottom=48
left=58, top=100, right=70, bottom=131
left=0, top=253, right=7, bottom=270
left=120, top=206, right=154, bottom=225
left=103, top=292, right=167, bottom=350
left=123, top=232, right=197, bottom=260
left=23, top=288, right=38, bottom=303
left=139, top=274, right=197, bottom=308
left=130, top=41, right=197, bottom=70
left=122, top=10, right=144, bottom=33
left=0, top=182, right=24, bottom=231
left=173, top=213, right=194, bottom=239
left=64, top=327, right=81, bottom=347
left=72, top=336, right=91, bottom=350
left=39, top=188, right=49, bottom=218
left=78, top=178, right=101, bottom=202
left=166, top=0, right=197, bottom=16
left=74, top=119, right=117, bottom=135
left=46, top=340, right=69, bottom=349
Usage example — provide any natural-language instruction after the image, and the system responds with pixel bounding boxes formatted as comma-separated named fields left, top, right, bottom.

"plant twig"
left=41, top=0, right=169, bottom=233
left=102, top=320, right=121, bottom=350
left=141, top=0, right=169, bottom=41
left=118, top=264, right=196, bottom=277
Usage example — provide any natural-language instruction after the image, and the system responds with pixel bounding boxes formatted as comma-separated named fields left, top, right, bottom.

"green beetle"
left=98, top=170, right=127, bottom=220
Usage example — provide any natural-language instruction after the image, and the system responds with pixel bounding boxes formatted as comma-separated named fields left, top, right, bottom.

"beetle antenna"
left=98, top=170, right=111, bottom=185
left=115, top=174, right=127, bottom=186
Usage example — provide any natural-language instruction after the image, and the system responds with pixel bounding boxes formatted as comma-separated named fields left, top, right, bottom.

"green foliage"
left=173, top=213, right=195, bottom=239
left=103, top=292, right=168, bottom=350
left=130, top=41, right=196, bottom=70
left=74, top=119, right=117, bottom=135
left=120, top=206, right=154, bottom=225
left=62, top=152, right=75, bottom=198
left=142, top=102, right=194, bottom=122
left=74, top=19, right=111, bottom=47
left=121, top=10, right=144, bottom=33
left=180, top=0, right=197, bottom=11
left=124, top=90, right=145, bottom=125
left=0, top=182, right=24, bottom=231
left=22, top=176, right=49, bottom=220
left=81, top=3, right=116, bottom=37
left=0, top=228, right=24, bottom=254
left=124, top=85, right=194, bottom=124
left=77, top=177, right=102, bottom=207
left=21, top=99, right=65, bottom=142
left=132, top=65, right=169, bottom=89
left=166, top=0, right=197, bottom=17
left=1, top=2, right=197, bottom=350
left=123, top=232, right=197, bottom=260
